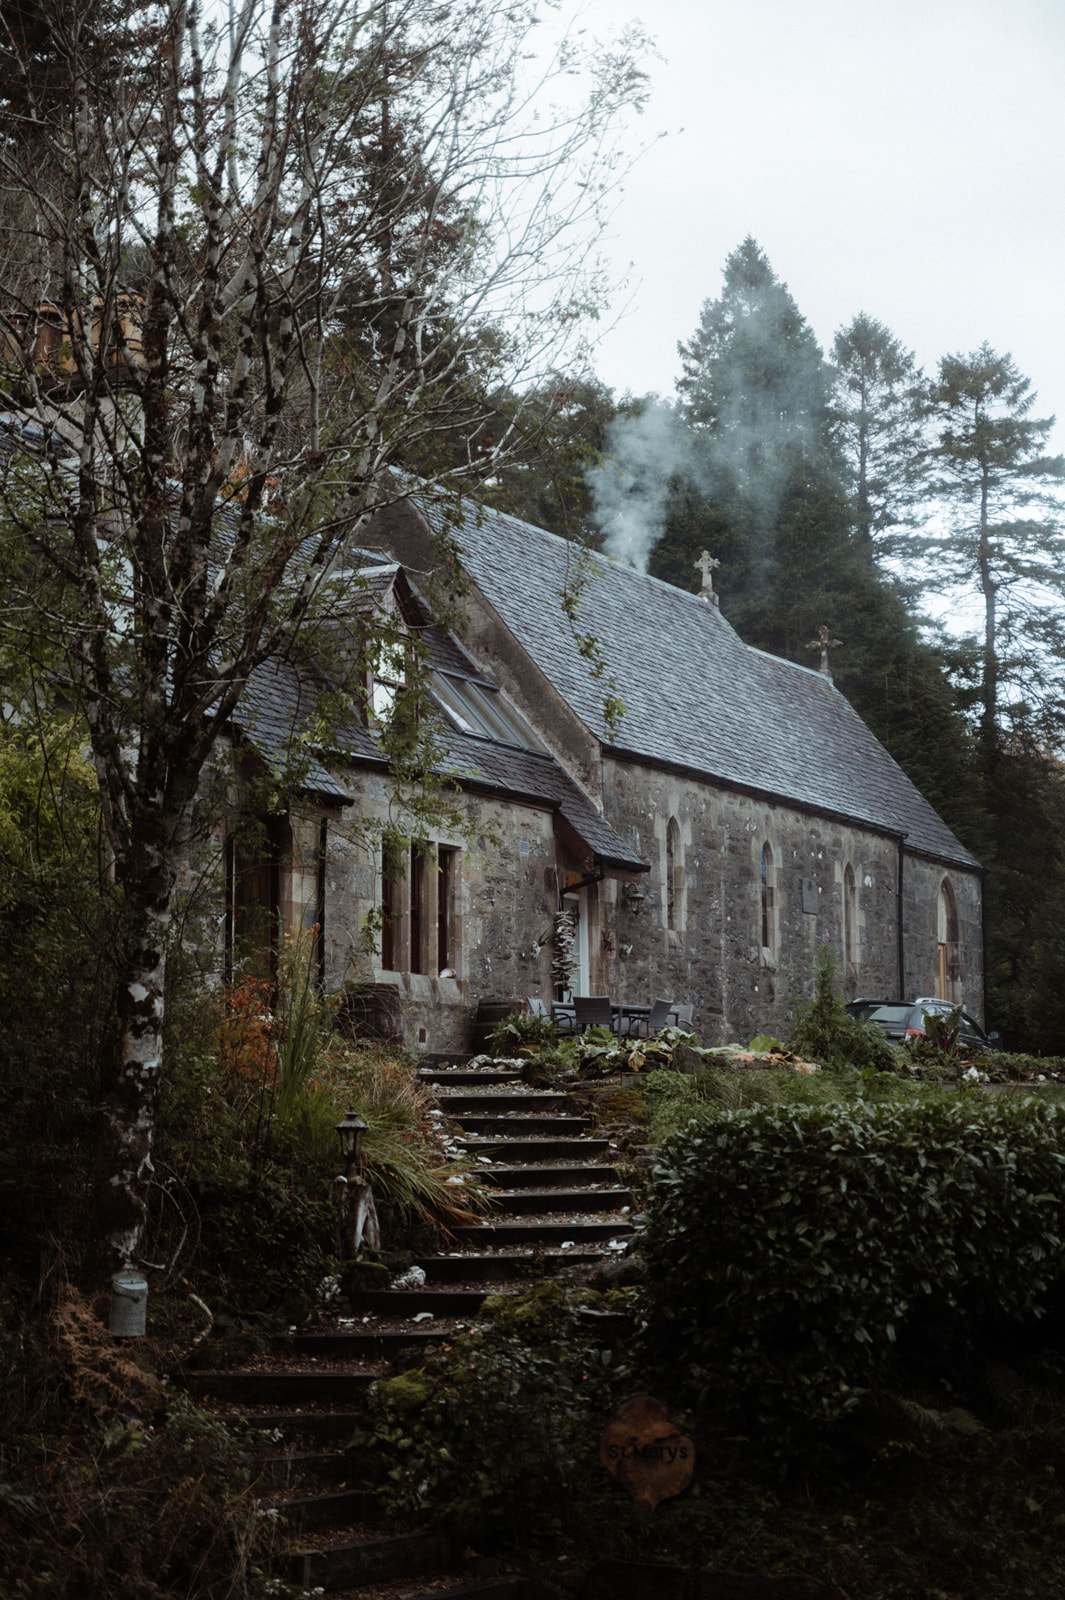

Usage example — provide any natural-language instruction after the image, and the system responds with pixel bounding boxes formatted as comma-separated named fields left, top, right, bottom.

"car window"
left=864, top=1005, right=911, bottom=1025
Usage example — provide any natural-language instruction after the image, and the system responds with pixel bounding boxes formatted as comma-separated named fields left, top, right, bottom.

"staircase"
left=183, top=1053, right=638, bottom=1598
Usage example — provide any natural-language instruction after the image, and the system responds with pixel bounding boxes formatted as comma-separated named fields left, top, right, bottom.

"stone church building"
left=227, top=495, right=984, bottom=1053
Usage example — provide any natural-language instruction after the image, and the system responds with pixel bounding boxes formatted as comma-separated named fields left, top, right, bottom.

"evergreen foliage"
left=642, top=1095, right=1065, bottom=1438
left=831, top=312, right=926, bottom=554
left=920, top=345, right=1065, bottom=766
left=653, top=240, right=982, bottom=848
left=481, top=374, right=619, bottom=541
left=792, top=944, right=897, bottom=1073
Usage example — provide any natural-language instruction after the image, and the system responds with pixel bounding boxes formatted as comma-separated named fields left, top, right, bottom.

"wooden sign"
left=599, top=1394, right=695, bottom=1511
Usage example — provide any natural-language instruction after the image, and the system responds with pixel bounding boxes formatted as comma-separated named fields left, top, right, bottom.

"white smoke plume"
left=586, top=400, right=690, bottom=573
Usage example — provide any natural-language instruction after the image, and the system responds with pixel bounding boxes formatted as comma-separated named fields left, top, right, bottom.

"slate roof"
left=439, top=729, right=646, bottom=873
left=420, top=499, right=980, bottom=870
left=237, top=561, right=645, bottom=872
left=237, top=659, right=367, bottom=802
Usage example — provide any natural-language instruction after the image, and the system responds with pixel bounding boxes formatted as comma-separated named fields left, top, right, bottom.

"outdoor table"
left=613, top=1003, right=650, bottom=1037
left=552, top=1002, right=652, bottom=1037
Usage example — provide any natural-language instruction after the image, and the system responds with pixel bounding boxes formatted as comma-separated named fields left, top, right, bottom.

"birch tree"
left=0, top=0, right=649, bottom=1294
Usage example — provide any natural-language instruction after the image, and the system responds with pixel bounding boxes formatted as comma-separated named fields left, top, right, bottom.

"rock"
left=382, top=1371, right=430, bottom=1413
left=672, top=1043, right=704, bottom=1075
left=392, top=1264, right=427, bottom=1289
left=340, top=1258, right=390, bottom=1295
left=585, top=1251, right=646, bottom=1289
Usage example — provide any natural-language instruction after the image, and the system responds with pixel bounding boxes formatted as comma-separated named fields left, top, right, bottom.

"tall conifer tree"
left=831, top=313, right=926, bottom=557
left=652, top=240, right=982, bottom=850
left=921, top=346, right=1065, bottom=769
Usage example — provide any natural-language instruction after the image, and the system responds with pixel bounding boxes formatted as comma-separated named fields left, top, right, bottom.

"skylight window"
left=430, top=672, right=547, bottom=752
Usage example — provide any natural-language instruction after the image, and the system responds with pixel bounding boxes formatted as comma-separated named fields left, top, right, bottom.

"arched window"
left=843, top=863, right=857, bottom=971
left=937, top=878, right=960, bottom=998
left=760, top=843, right=776, bottom=963
left=666, top=817, right=680, bottom=932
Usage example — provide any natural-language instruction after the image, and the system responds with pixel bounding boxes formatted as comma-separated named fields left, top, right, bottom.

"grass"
left=323, top=1041, right=485, bottom=1234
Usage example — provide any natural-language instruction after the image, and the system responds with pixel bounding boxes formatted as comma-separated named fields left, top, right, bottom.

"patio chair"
left=670, top=1003, right=694, bottom=1028
left=632, top=997, right=673, bottom=1038
left=527, top=997, right=549, bottom=1019
left=551, top=1001, right=577, bottom=1035
left=573, top=995, right=614, bottom=1033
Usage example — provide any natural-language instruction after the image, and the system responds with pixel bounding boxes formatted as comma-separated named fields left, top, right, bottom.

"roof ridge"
left=747, top=644, right=841, bottom=685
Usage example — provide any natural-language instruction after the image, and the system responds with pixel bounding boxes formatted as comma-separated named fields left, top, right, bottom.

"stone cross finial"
left=808, top=624, right=842, bottom=676
left=695, top=550, right=720, bottom=605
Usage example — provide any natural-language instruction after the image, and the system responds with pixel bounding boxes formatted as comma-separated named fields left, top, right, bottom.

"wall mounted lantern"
left=624, top=882, right=646, bottom=915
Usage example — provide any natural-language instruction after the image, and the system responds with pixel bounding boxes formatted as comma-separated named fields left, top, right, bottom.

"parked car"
left=845, top=998, right=999, bottom=1053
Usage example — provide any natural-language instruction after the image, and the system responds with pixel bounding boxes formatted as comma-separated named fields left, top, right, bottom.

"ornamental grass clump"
left=642, top=1095, right=1065, bottom=1438
left=324, top=1044, right=483, bottom=1236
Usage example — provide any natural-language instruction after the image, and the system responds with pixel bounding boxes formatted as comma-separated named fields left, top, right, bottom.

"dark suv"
left=845, top=998, right=999, bottom=1053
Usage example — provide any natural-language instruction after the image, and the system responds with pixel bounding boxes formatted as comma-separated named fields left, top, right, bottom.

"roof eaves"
left=603, top=740, right=982, bottom=871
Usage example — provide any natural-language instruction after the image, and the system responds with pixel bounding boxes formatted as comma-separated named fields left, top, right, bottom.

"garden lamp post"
left=334, top=1110, right=380, bottom=1254
left=335, top=1109, right=368, bottom=1183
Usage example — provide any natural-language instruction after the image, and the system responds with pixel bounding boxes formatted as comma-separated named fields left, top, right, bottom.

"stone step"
left=291, top=1328, right=465, bottom=1359
left=344, top=1286, right=490, bottom=1315
left=417, top=1250, right=606, bottom=1281
left=272, top=1486, right=378, bottom=1532
left=486, top=1187, right=633, bottom=1215
left=434, top=1091, right=568, bottom=1112
left=184, top=1369, right=379, bottom=1406
left=247, top=1410, right=369, bottom=1446
left=450, top=1113, right=594, bottom=1136
left=478, top=1163, right=624, bottom=1189
left=419, top=1069, right=525, bottom=1087
left=451, top=1218, right=635, bottom=1247
left=396, top=1583, right=545, bottom=1600
left=376, top=1580, right=565, bottom=1600
left=256, top=1450, right=354, bottom=1491
left=286, top=1528, right=451, bottom=1593
left=461, top=1136, right=611, bottom=1162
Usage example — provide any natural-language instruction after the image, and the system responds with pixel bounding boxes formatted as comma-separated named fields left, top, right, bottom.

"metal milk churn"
left=110, top=1267, right=148, bottom=1337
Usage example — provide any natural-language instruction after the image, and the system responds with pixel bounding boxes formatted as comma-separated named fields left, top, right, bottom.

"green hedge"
left=642, top=1096, right=1065, bottom=1430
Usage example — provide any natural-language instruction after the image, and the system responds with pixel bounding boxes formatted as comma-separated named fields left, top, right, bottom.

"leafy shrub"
left=214, top=976, right=275, bottom=1085
left=573, top=1025, right=696, bottom=1078
left=964, top=1049, right=1065, bottom=1084
left=0, top=716, right=123, bottom=1274
left=486, top=1006, right=558, bottom=1052
left=192, top=1168, right=338, bottom=1321
left=642, top=1095, right=1065, bottom=1437
left=792, top=944, right=897, bottom=1071
left=640, top=1060, right=857, bottom=1144
left=902, top=1004, right=970, bottom=1076
left=360, top=1283, right=622, bottom=1549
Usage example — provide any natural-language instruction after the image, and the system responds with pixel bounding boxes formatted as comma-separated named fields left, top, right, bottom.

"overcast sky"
left=575, top=0, right=1065, bottom=452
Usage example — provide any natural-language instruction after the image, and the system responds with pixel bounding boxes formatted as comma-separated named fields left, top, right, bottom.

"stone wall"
left=320, top=768, right=560, bottom=1053
left=902, top=853, right=985, bottom=1021
left=215, top=751, right=985, bottom=1055
left=597, top=756, right=985, bottom=1043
